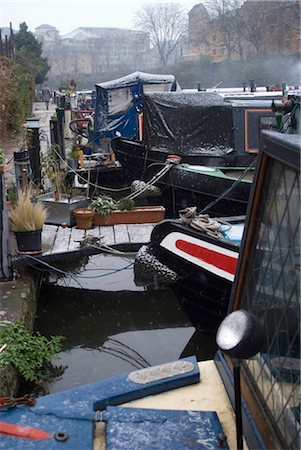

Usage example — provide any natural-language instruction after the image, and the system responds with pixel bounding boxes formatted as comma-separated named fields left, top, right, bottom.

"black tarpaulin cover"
left=143, top=92, right=235, bottom=156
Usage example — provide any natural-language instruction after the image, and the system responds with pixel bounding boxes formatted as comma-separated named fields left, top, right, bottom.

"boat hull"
left=135, top=218, right=241, bottom=329
left=112, top=137, right=256, bottom=181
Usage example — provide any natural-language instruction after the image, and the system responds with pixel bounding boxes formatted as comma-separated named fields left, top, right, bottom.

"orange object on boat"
left=0, top=421, right=52, bottom=440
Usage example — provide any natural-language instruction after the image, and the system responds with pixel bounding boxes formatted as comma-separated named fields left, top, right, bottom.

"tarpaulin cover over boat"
left=143, top=92, right=235, bottom=156
left=93, top=72, right=180, bottom=143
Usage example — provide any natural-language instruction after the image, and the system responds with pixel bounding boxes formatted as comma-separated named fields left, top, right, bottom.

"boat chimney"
left=282, top=82, right=288, bottom=96
left=250, top=80, right=256, bottom=93
left=197, top=83, right=206, bottom=92
left=243, top=82, right=246, bottom=92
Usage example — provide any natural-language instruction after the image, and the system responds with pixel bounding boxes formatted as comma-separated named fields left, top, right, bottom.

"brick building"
left=188, top=1, right=301, bottom=63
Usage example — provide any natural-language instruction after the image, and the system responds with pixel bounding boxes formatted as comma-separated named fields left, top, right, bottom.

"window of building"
left=269, top=25, right=275, bottom=33
left=284, top=40, right=290, bottom=48
left=213, top=34, right=217, bottom=42
left=213, top=49, right=216, bottom=55
left=297, top=38, right=301, bottom=48
left=221, top=48, right=225, bottom=55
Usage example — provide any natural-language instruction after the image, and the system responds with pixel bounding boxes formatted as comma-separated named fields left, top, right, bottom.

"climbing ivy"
left=0, top=321, right=64, bottom=382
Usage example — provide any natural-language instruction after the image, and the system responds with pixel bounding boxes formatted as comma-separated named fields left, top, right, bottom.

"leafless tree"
left=135, top=2, right=187, bottom=69
left=204, top=0, right=245, bottom=60
left=238, top=1, right=272, bottom=55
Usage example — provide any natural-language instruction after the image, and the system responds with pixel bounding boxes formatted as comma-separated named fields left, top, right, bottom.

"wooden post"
left=0, top=165, right=13, bottom=282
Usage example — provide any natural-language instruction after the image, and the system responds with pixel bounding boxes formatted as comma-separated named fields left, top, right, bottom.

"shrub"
left=0, top=321, right=64, bottom=382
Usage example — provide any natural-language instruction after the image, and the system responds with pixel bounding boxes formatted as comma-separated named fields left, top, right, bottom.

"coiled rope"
left=179, top=207, right=231, bottom=239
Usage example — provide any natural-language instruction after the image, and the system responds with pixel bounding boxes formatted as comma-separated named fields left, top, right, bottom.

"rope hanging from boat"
left=46, top=134, right=174, bottom=196
left=179, top=207, right=231, bottom=239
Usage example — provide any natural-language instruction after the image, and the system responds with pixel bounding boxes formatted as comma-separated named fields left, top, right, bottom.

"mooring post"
left=26, top=117, right=42, bottom=188
left=0, top=165, right=13, bottom=282
left=56, top=107, right=66, bottom=161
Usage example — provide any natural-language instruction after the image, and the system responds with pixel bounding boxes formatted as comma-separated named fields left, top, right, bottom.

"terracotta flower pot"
left=73, top=208, right=95, bottom=229
left=93, top=206, right=165, bottom=226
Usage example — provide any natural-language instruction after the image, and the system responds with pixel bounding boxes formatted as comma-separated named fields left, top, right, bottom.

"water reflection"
left=35, top=254, right=217, bottom=393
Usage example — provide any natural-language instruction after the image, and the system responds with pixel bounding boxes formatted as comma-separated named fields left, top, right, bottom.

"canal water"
left=34, top=252, right=217, bottom=394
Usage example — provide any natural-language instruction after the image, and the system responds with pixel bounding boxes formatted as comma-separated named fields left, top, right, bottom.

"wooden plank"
left=42, top=224, right=58, bottom=254
left=99, top=226, right=115, bottom=246
left=84, top=226, right=101, bottom=239
left=113, top=224, right=129, bottom=244
left=51, top=226, right=72, bottom=254
left=69, top=227, right=86, bottom=251
left=127, top=224, right=154, bottom=244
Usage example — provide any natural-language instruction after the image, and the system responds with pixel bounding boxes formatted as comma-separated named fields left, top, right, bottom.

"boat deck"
left=11, top=223, right=154, bottom=260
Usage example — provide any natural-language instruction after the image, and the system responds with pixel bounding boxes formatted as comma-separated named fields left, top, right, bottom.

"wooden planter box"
left=94, top=206, right=165, bottom=226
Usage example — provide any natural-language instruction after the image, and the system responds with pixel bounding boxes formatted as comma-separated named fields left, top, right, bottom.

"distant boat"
left=112, top=91, right=279, bottom=216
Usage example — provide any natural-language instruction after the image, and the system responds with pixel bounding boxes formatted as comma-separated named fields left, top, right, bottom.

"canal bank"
left=0, top=268, right=41, bottom=396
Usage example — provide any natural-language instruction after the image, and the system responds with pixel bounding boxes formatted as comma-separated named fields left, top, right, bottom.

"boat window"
left=108, top=88, right=132, bottom=116
left=143, top=83, right=173, bottom=93
left=239, top=157, right=300, bottom=449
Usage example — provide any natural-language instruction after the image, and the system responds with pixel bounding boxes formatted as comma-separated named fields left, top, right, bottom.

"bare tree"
left=204, top=0, right=245, bottom=60
left=135, top=2, right=187, bottom=70
left=239, top=1, right=272, bottom=55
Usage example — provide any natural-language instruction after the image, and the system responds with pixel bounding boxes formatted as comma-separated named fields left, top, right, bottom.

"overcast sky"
left=0, top=0, right=196, bottom=35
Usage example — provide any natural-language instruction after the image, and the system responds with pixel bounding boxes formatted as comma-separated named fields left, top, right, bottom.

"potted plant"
left=66, top=144, right=81, bottom=170
left=9, top=189, right=48, bottom=254
left=37, top=145, right=89, bottom=226
left=41, top=145, right=66, bottom=201
left=72, top=207, right=95, bottom=229
left=91, top=195, right=165, bottom=226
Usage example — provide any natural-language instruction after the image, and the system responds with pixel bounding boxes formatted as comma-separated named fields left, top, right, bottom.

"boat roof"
left=96, top=71, right=177, bottom=90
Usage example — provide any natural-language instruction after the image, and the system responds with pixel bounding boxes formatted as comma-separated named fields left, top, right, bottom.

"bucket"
left=14, top=229, right=42, bottom=255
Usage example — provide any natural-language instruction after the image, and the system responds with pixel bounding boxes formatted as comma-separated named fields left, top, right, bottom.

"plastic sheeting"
left=93, top=72, right=180, bottom=143
left=143, top=92, right=235, bottom=156
left=95, top=71, right=178, bottom=90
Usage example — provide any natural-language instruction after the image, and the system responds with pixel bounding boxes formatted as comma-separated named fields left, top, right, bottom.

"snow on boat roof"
left=96, top=71, right=176, bottom=90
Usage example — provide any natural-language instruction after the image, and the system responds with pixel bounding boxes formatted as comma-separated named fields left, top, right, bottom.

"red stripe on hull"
left=176, top=239, right=237, bottom=275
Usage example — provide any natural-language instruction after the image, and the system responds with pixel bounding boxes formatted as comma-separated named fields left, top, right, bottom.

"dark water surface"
left=35, top=253, right=217, bottom=394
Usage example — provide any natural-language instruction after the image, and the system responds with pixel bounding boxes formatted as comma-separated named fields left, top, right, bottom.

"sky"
left=0, top=0, right=196, bottom=35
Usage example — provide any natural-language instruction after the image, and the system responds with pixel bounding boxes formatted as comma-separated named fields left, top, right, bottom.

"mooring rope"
left=43, top=134, right=175, bottom=199
left=179, top=207, right=232, bottom=239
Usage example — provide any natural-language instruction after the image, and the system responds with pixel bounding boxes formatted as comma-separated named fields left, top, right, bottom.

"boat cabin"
left=92, top=71, right=180, bottom=150
left=216, top=130, right=300, bottom=449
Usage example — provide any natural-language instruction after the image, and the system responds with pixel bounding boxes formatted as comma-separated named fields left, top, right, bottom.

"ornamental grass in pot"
left=9, top=189, right=48, bottom=255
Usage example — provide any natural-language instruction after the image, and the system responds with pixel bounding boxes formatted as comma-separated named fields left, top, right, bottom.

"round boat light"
left=216, top=309, right=265, bottom=359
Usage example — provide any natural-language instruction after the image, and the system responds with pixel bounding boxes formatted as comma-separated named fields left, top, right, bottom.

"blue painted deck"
left=104, top=406, right=229, bottom=449
left=0, top=356, right=200, bottom=449
left=0, top=407, right=92, bottom=449
left=32, top=356, right=199, bottom=420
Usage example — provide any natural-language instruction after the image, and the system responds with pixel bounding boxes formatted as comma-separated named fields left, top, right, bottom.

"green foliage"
left=41, top=145, right=67, bottom=197
left=0, top=321, right=64, bottom=382
left=0, top=147, right=4, bottom=164
left=91, top=195, right=136, bottom=216
left=15, top=22, right=50, bottom=85
left=7, top=60, right=34, bottom=134
left=6, top=180, right=17, bottom=206
left=0, top=57, right=33, bottom=139
left=117, top=197, right=135, bottom=211
left=90, top=195, right=118, bottom=216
